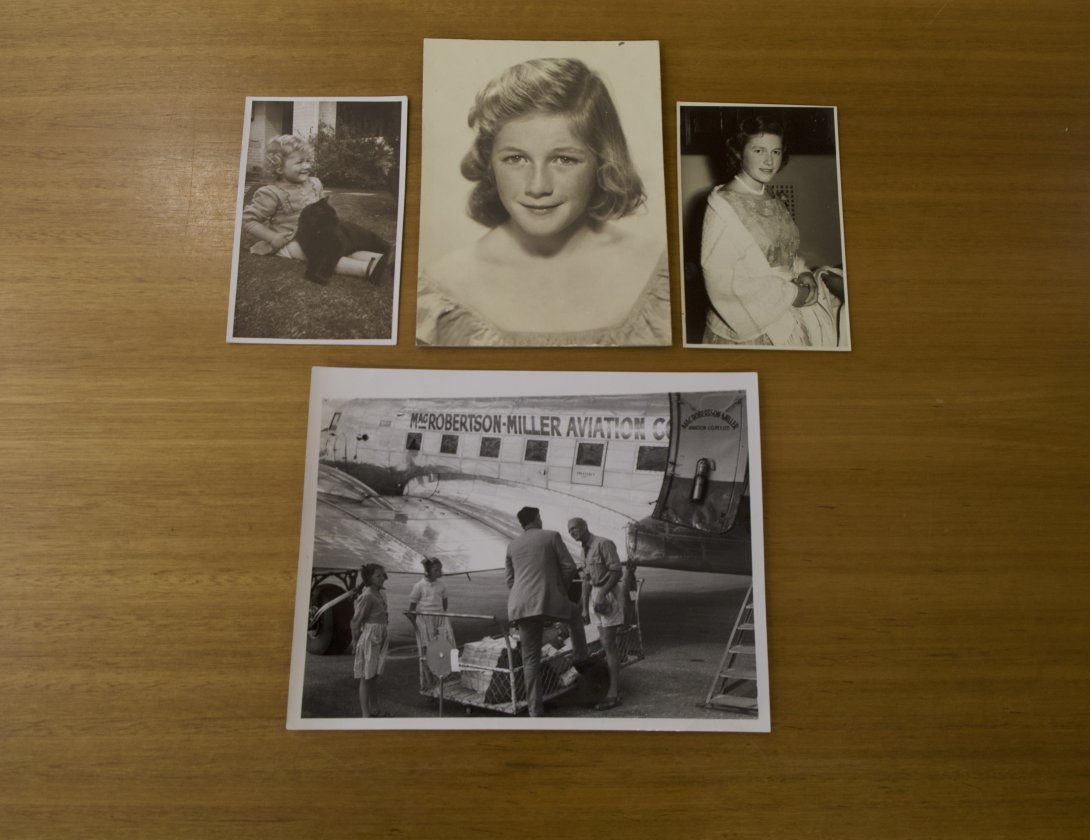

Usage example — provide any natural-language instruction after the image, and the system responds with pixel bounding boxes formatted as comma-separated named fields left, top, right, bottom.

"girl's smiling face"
left=371, top=567, right=388, bottom=588
left=279, top=150, right=313, bottom=184
left=738, top=133, right=784, bottom=189
left=490, top=112, right=598, bottom=242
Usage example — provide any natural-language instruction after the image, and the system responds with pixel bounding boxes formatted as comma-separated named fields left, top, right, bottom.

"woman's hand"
left=792, top=272, right=818, bottom=307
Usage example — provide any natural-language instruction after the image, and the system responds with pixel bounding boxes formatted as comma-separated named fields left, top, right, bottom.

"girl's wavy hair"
left=725, top=116, right=790, bottom=179
left=359, top=563, right=385, bottom=587
left=263, top=134, right=313, bottom=178
left=460, top=58, right=646, bottom=228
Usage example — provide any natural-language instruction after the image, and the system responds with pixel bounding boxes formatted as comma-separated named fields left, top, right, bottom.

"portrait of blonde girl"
left=417, top=41, right=671, bottom=348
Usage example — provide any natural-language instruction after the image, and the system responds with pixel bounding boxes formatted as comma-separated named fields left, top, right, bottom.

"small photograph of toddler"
left=227, top=97, right=408, bottom=344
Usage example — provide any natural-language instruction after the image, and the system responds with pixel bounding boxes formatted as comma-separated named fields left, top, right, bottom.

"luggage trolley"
left=407, top=578, right=644, bottom=716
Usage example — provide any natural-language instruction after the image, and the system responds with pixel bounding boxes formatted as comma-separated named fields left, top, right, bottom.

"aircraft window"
left=524, top=439, right=549, bottom=462
left=479, top=437, right=500, bottom=458
left=575, top=442, right=605, bottom=467
left=636, top=445, right=668, bottom=472
left=405, top=432, right=422, bottom=452
left=440, top=434, right=459, bottom=455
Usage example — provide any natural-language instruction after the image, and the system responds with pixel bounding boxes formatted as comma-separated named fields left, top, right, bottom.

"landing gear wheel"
left=307, top=602, right=335, bottom=655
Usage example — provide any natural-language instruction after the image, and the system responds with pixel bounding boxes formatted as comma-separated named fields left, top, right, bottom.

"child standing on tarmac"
left=351, top=563, right=390, bottom=718
left=408, top=557, right=457, bottom=651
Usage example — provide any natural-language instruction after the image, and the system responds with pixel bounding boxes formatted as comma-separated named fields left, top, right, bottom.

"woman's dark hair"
left=725, top=115, right=790, bottom=179
left=359, top=563, right=385, bottom=586
left=461, top=57, right=646, bottom=228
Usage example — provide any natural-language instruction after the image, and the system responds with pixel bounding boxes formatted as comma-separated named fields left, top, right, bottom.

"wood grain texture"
left=1, top=1, right=1087, bottom=836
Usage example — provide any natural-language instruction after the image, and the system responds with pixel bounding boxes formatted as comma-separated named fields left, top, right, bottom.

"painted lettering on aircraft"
left=408, top=412, right=670, bottom=441
left=679, top=408, right=740, bottom=431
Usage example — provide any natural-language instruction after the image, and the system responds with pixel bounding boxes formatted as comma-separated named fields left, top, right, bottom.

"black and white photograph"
left=678, top=103, right=851, bottom=350
left=415, top=40, right=672, bottom=348
left=287, top=368, right=769, bottom=732
left=226, top=96, right=407, bottom=344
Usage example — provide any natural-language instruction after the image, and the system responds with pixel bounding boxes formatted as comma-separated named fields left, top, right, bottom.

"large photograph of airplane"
left=288, top=368, right=770, bottom=731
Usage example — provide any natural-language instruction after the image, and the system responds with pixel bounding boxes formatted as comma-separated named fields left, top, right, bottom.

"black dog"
left=294, top=197, right=390, bottom=284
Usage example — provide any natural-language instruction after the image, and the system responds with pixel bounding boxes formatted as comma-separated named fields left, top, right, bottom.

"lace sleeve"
left=415, top=274, right=451, bottom=346
left=630, top=252, right=673, bottom=345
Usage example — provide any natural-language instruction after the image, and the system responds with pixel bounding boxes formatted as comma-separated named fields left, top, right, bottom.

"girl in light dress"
left=351, top=563, right=390, bottom=718
left=241, top=134, right=377, bottom=278
left=408, top=557, right=457, bottom=653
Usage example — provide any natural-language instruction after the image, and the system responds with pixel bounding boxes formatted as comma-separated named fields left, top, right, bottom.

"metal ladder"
left=703, top=584, right=758, bottom=713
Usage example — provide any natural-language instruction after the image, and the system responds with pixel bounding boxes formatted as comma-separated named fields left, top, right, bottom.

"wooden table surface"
left=2, top=1, right=1087, bottom=836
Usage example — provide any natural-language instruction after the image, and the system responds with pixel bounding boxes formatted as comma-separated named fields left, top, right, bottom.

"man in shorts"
left=568, top=517, right=625, bottom=711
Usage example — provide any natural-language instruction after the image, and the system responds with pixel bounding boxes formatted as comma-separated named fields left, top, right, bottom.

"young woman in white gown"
left=700, top=115, right=844, bottom=348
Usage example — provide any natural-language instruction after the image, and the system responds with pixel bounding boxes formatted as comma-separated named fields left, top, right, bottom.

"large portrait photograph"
left=416, top=40, right=672, bottom=348
left=287, top=368, right=769, bottom=732
left=227, top=96, right=407, bottom=344
left=678, top=103, right=851, bottom=350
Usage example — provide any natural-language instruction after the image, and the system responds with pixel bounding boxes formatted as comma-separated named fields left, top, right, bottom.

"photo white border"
left=287, top=368, right=770, bottom=733
left=676, top=101, right=851, bottom=352
left=226, top=95, right=408, bottom=346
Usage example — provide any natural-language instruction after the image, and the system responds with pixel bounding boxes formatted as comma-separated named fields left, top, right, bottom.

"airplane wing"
left=313, top=465, right=514, bottom=575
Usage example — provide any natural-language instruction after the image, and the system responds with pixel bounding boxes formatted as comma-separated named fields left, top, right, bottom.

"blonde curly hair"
left=263, top=134, right=313, bottom=178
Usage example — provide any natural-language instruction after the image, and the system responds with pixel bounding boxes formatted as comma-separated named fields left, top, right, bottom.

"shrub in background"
left=312, top=123, right=399, bottom=192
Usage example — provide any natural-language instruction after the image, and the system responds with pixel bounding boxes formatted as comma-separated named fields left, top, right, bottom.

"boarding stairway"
left=703, top=584, right=758, bottom=714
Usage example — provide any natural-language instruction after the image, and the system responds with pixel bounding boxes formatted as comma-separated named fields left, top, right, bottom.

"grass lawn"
left=231, top=189, right=400, bottom=341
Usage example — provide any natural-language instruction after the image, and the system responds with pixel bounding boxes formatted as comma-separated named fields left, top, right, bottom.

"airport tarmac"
left=299, top=567, right=757, bottom=722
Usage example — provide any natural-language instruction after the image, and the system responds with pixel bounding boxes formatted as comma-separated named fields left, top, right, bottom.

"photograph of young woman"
left=417, top=40, right=671, bottom=348
left=677, top=104, right=850, bottom=350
